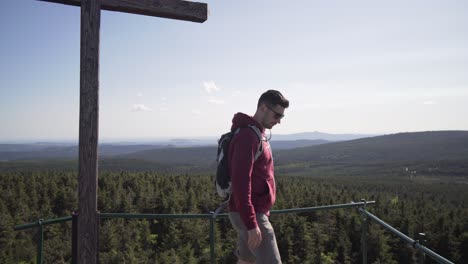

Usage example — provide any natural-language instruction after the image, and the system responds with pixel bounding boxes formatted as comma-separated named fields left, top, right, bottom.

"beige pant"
left=229, top=212, right=282, bottom=264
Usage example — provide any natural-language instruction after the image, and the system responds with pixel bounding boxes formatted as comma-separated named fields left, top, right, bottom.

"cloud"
left=208, top=96, right=225, bottom=105
left=203, top=81, right=220, bottom=93
left=130, top=104, right=153, bottom=112
left=423, top=100, right=437, bottom=105
left=137, top=92, right=143, bottom=97
left=192, top=109, right=201, bottom=115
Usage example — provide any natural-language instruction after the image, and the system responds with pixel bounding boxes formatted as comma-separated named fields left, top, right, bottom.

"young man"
left=228, top=90, right=289, bottom=264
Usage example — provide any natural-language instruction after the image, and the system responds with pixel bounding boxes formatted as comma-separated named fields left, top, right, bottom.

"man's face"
left=262, top=103, right=285, bottom=129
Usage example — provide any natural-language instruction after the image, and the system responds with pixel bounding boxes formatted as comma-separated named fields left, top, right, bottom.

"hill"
left=272, top=131, right=374, bottom=141
left=2, top=131, right=467, bottom=177
left=114, top=146, right=215, bottom=166
left=274, top=130, right=468, bottom=164
left=272, top=131, right=468, bottom=178
left=270, top=139, right=328, bottom=149
left=0, top=144, right=173, bottom=161
left=0, top=139, right=327, bottom=161
left=110, top=130, right=468, bottom=178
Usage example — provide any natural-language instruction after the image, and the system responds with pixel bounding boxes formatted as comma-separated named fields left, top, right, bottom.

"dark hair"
left=257, top=90, right=289, bottom=109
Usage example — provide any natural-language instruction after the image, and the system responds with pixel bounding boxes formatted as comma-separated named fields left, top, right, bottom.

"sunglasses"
left=266, top=105, right=284, bottom=119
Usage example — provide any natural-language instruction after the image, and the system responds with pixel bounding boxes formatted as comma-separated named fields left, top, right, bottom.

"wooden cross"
left=36, top=0, right=207, bottom=263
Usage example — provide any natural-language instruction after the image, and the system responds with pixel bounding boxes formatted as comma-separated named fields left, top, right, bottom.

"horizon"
left=1, top=1, right=467, bottom=141
left=0, top=130, right=374, bottom=144
left=2, top=129, right=467, bottom=144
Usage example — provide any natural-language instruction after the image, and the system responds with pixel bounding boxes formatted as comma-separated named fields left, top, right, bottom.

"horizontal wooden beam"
left=37, top=0, right=208, bottom=23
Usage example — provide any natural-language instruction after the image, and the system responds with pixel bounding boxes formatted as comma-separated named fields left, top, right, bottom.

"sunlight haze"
left=1, top=0, right=467, bottom=142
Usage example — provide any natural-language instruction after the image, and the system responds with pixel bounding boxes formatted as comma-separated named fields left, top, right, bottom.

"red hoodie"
left=228, top=113, right=276, bottom=230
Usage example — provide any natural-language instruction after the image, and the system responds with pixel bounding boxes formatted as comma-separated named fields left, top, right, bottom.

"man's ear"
left=255, top=103, right=266, bottom=118
left=258, top=105, right=265, bottom=116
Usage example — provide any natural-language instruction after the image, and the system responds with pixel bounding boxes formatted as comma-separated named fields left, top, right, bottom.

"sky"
left=1, top=0, right=467, bottom=142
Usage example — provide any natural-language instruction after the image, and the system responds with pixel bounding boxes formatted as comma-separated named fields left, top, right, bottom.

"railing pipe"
left=271, top=201, right=375, bottom=215
left=100, top=212, right=212, bottom=219
left=418, top=233, right=426, bottom=264
left=15, top=201, right=375, bottom=230
left=358, top=208, right=454, bottom=264
left=14, top=216, right=72, bottom=231
left=360, top=213, right=368, bottom=264
left=210, top=212, right=216, bottom=264
left=37, top=219, right=44, bottom=264
left=72, top=212, right=78, bottom=264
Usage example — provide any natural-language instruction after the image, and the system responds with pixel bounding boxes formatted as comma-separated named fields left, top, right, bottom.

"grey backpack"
left=215, top=125, right=263, bottom=200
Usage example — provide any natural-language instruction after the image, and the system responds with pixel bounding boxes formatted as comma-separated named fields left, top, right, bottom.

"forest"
left=1, top=168, right=467, bottom=263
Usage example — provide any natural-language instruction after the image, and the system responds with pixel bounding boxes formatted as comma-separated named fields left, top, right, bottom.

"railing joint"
left=212, top=201, right=228, bottom=218
left=360, top=198, right=367, bottom=208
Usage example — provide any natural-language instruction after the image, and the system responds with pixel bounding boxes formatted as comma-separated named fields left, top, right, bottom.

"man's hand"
left=247, top=227, right=262, bottom=250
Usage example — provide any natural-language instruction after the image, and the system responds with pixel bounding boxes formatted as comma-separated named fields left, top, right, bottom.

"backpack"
left=215, top=125, right=263, bottom=200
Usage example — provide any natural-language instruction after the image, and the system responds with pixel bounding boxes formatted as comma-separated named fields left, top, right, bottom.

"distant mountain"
left=270, top=139, right=329, bottom=150
left=99, top=144, right=175, bottom=155
left=114, top=146, right=216, bottom=166
left=2, top=131, right=466, bottom=178
left=272, top=131, right=375, bottom=141
left=167, top=138, right=216, bottom=146
left=110, top=140, right=330, bottom=166
left=0, top=143, right=73, bottom=152
left=274, top=130, right=468, bottom=164
left=0, top=144, right=172, bottom=161
left=0, top=145, right=78, bottom=161
left=115, top=131, right=468, bottom=166
left=2, top=131, right=466, bottom=165
left=0, top=133, right=334, bottom=161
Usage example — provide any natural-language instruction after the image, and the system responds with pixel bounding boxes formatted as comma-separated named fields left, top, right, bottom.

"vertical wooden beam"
left=77, top=0, right=101, bottom=263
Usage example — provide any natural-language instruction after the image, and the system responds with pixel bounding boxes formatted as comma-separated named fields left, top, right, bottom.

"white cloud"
left=423, top=100, right=437, bottom=105
left=208, top=96, right=225, bottom=105
left=192, top=109, right=201, bottom=115
left=130, top=104, right=153, bottom=112
left=203, top=81, right=220, bottom=93
left=137, top=92, right=143, bottom=97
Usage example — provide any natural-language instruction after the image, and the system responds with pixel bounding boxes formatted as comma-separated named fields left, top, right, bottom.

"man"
left=228, top=90, right=289, bottom=264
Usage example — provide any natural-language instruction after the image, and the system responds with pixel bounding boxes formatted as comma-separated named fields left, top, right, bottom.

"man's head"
left=254, top=90, right=289, bottom=129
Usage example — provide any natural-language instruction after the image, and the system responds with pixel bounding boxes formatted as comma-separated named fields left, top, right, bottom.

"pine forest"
left=1, top=168, right=467, bottom=263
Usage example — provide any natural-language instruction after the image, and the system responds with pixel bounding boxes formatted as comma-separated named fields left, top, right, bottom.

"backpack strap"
left=247, top=125, right=264, bottom=161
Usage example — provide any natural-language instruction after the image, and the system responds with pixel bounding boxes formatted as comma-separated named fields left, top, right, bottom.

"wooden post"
left=72, top=212, right=78, bottom=264
left=35, top=1, right=207, bottom=262
left=77, top=0, right=100, bottom=262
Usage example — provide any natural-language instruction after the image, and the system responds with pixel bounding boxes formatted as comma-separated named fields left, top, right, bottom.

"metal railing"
left=14, top=200, right=454, bottom=264
left=358, top=207, right=453, bottom=264
left=14, top=215, right=73, bottom=264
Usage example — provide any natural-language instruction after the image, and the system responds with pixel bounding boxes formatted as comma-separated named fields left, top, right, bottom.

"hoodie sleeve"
left=229, top=129, right=260, bottom=230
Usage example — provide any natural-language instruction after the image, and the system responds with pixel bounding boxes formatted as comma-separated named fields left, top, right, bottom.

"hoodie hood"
left=228, top=112, right=276, bottom=229
left=231, top=112, right=265, bottom=133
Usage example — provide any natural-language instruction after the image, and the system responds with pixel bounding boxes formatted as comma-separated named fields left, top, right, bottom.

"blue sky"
left=1, top=0, right=467, bottom=142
